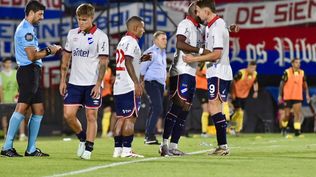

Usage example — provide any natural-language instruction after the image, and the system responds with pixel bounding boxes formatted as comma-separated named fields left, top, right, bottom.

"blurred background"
left=0, top=0, right=316, bottom=137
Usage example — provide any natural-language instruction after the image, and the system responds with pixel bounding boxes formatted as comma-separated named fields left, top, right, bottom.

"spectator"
left=0, top=57, right=27, bottom=141
left=183, top=0, right=232, bottom=156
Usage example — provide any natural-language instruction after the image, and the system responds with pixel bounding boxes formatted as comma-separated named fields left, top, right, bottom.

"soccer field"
left=0, top=134, right=315, bottom=177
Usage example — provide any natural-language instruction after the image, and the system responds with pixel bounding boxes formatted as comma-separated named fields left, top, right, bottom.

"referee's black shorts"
left=195, top=88, right=208, bottom=104
left=17, top=63, right=43, bottom=104
left=232, top=97, right=247, bottom=109
left=284, top=100, right=302, bottom=108
left=101, top=95, right=116, bottom=111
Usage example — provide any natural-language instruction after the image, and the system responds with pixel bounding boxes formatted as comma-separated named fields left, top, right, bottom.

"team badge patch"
left=25, top=33, right=33, bottom=41
left=88, top=37, right=93, bottom=44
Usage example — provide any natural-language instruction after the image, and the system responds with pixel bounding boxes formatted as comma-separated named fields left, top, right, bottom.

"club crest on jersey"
left=180, top=84, right=188, bottom=93
left=88, top=37, right=93, bottom=44
left=25, top=33, right=33, bottom=41
left=73, top=48, right=89, bottom=57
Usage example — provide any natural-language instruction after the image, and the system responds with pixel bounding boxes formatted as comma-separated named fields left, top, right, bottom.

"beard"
left=32, top=19, right=41, bottom=26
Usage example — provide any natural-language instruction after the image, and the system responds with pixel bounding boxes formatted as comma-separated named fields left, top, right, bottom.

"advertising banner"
left=230, top=26, right=316, bottom=75
left=218, top=0, right=316, bottom=29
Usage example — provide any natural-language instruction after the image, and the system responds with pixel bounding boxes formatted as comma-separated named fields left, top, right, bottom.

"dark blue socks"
left=162, top=104, right=182, bottom=140
left=170, top=111, right=188, bottom=144
left=211, top=112, right=227, bottom=145
left=114, top=136, right=123, bottom=147
left=76, top=130, right=86, bottom=142
left=122, top=135, right=134, bottom=148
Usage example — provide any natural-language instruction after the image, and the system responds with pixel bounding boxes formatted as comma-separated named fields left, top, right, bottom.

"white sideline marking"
left=43, top=150, right=210, bottom=177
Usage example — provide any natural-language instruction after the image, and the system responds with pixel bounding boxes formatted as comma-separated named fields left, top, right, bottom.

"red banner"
left=229, top=26, right=316, bottom=75
left=230, top=26, right=316, bottom=50
left=218, top=0, right=316, bottom=29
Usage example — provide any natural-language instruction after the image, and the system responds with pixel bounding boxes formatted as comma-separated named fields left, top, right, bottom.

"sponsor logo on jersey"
left=180, top=84, right=188, bottom=93
left=73, top=48, right=89, bottom=57
left=181, top=88, right=188, bottom=93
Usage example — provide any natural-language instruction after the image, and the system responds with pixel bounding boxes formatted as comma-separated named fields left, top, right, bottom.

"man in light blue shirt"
left=140, top=31, right=167, bottom=144
left=1, top=0, right=61, bottom=157
left=14, top=18, right=42, bottom=67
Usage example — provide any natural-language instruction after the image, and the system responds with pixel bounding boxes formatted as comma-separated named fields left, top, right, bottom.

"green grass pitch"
left=0, top=134, right=315, bottom=177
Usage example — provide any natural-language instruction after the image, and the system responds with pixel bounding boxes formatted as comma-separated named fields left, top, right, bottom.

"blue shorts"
left=169, top=74, right=196, bottom=104
left=64, top=84, right=101, bottom=109
left=114, top=91, right=141, bottom=118
left=207, top=77, right=230, bottom=102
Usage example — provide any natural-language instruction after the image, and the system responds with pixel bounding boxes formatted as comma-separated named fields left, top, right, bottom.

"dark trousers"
left=145, top=80, right=164, bottom=136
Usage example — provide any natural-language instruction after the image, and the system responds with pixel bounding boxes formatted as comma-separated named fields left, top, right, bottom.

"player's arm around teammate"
left=183, top=0, right=231, bottom=155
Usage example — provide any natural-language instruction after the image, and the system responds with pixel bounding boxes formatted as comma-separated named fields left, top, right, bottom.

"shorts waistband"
left=18, top=63, right=41, bottom=69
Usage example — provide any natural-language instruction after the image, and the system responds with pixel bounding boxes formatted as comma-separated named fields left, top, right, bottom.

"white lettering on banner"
left=246, top=42, right=267, bottom=64
left=231, top=37, right=316, bottom=67
left=230, top=38, right=243, bottom=63
left=220, top=0, right=316, bottom=29
left=274, top=37, right=316, bottom=67
left=230, top=38, right=267, bottom=64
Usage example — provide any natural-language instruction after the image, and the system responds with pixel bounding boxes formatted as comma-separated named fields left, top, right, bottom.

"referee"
left=1, top=0, right=61, bottom=157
